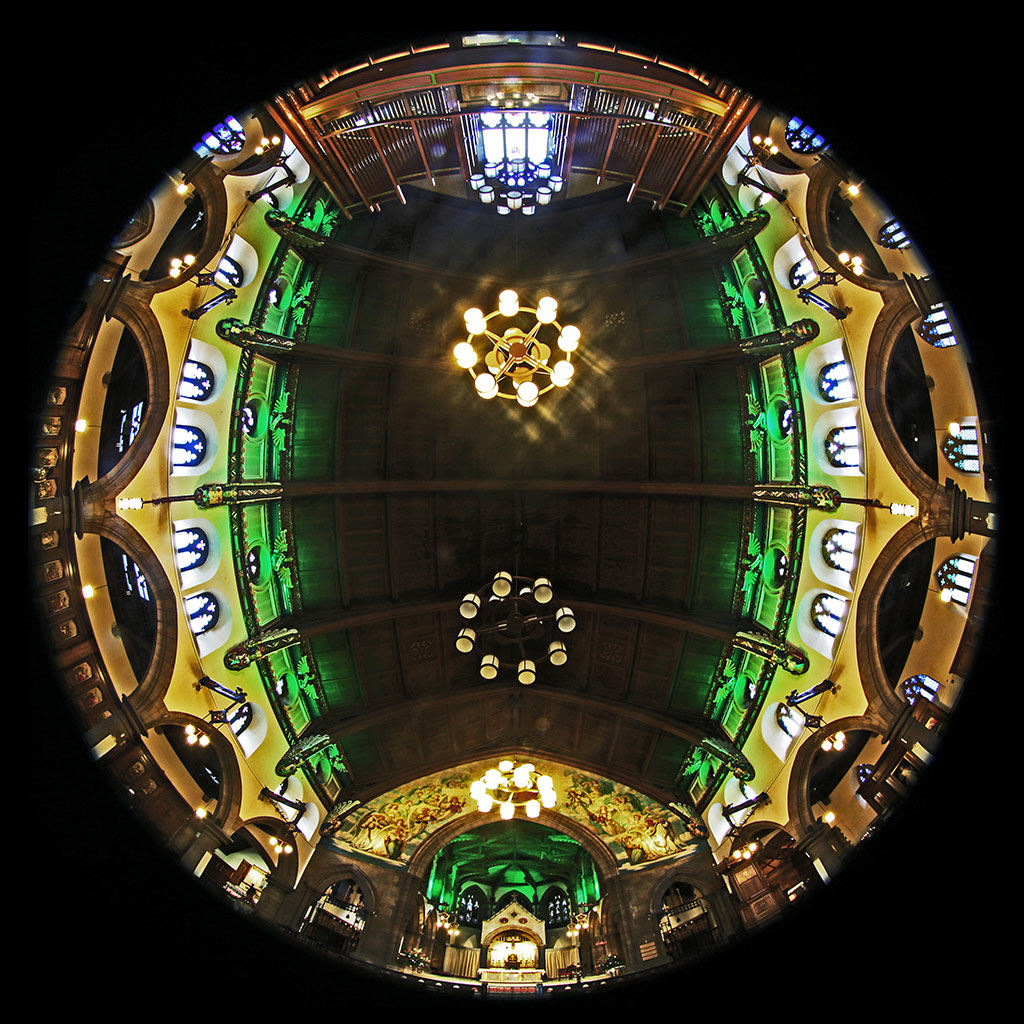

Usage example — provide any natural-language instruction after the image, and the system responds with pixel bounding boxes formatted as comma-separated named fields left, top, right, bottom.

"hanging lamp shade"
left=475, top=373, right=499, bottom=399
left=492, top=570, right=513, bottom=597
left=460, top=593, right=481, bottom=618
left=480, top=653, right=499, bottom=679
left=517, top=659, right=537, bottom=685
left=556, top=606, right=576, bottom=632
left=533, top=578, right=553, bottom=603
left=548, top=640, right=568, bottom=666
left=456, top=627, right=476, bottom=653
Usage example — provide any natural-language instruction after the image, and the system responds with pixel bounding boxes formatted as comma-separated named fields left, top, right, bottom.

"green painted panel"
left=290, top=367, right=340, bottom=480
left=692, top=499, right=743, bottom=611
left=291, top=496, right=344, bottom=609
left=676, top=269, right=732, bottom=349
left=310, top=631, right=364, bottom=714
left=303, top=264, right=362, bottom=349
left=697, top=366, right=743, bottom=483
left=669, top=633, right=725, bottom=714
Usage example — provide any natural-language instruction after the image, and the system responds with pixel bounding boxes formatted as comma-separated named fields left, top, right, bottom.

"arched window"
left=201, top=116, right=246, bottom=154
left=918, top=303, right=958, bottom=348
left=544, top=889, right=571, bottom=927
left=936, top=554, right=977, bottom=606
left=179, top=359, right=214, bottom=402
left=942, top=424, right=980, bottom=473
left=775, top=703, right=803, bottom=739
left=240, top=405, right=257, bottom=436
left=812, top=592, right=848, bottom=637
left=825, top=425, right=860, bottom=468
left=822, top=528, right=857, bottom=573
left=173, top=425, right=207, bottom=467
left=215, top=255, right=245, bottom=288
left=788, top=256, right=816, bottom=289
left=457, top=888, right=485, bottom=925
left=229, top=702, right=254, bottom=737
left=879, top=219, right=910, bottom=250
left=185, top=591, right=220, bottom=634
left=174, top=527, right=209, bottom=571
left=818, top=360, right=855, bottom=402
left=855, top=763, right=874, bottom=785
left=785, top=116, right=826, bottom=154
left=901, top=674, right=941, bottom=705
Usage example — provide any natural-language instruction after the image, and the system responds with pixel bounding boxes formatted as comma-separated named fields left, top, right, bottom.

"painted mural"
left=328, top=760, right=701, bottom=869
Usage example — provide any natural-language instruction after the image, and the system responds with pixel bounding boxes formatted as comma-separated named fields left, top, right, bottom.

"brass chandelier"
left=470, top=759, right=557, bottom=819
left=452, top=290, right=580, bottom=406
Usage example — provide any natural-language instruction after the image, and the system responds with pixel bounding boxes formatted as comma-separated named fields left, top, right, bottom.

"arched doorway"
left=299, top=879, right=368, bottom=956
left=418, top=819, right=603, bottom=984
left=657, top=881, right=716, bottom=963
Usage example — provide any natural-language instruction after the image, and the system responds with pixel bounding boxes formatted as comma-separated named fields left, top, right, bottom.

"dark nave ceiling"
left=274, top=184, right=753, bottom=803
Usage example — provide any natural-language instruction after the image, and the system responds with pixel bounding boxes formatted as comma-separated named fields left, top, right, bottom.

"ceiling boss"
left=453, top=290, right=580, bottom=407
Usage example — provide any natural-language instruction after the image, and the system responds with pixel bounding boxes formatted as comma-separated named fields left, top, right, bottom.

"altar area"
left=476, top=899, right=551, bottom=991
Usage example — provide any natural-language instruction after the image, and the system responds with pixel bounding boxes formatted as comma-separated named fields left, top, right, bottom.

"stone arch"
left=803, top=157, right=897, bottom=291
left=152, top=709, right=245, bottom=832
left=786, top=714, right=885, bottom=837
left=82, top=285, right=170, bottom=503
left=294, top=852, right=380, bottom=921
left=405, top=807, right=621, bottom=886
left=861, top=283, right=948, bottom=500
left=854, top=518, right=945, bottom=720
left=235, top=816, right=301, bottom=890
left=71, top=507, right=178, bottom=719
left=141, top=160, right=229, bottom=294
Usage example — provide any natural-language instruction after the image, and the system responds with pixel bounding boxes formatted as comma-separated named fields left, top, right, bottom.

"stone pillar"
left=795, top=821, right=852, bottom=881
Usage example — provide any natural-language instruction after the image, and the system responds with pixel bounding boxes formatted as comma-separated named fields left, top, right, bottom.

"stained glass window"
left=901, top=674, right=940, bottom=705
left=179, top=360, right=214, bottom=402
left=825, top=425, right=860, bottom=468
left=936, top=554, right=977, bottom=606
left=918, top=303, right=958, bottom=348
left=174, top=527, right=209, bottom=571
left=822, top=528, right=857, bottom=573
left=785, top=116, right=826, bottom=154
left=818, top=360, right=854, bottom=402
left=812, top=592, right=848, bottom=637
left=879, top=219, right=910, bottom=250
left=200, top=116, right=246, bottom=155
left=185, top=591, right=220, bottom=634
left=942, top=424, right=980, bottom=473
left=173, top=424, right=207, bottom=467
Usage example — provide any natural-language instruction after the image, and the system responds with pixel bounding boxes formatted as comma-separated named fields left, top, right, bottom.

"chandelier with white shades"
left=470, top=760, right=557, bottom=819
left=453, top=290, right=581, bottom=407
left=456, top=571, right=575, bottom=684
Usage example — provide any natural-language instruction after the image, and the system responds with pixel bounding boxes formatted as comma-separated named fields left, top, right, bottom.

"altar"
left=478, top=898, right=547, bottom=991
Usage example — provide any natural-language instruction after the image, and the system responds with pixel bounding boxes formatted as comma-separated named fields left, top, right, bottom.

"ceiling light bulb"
left=551, top=360, right=574, bottom=386
left=485, top=768, right=502, bottom=787
left=453, top=342, right=477, bottom=368
left=477, top=795, right=493, bottom=813
left=526, top=800, right=541, bottom=818
left=500, top=801, right=515, bottom=820
left=516, top=380, right=539, bottom=407
left=475, top=373, right=498, bottom=399
left=498, top=760, right=514, bottom=772
left=557, top=325, right=580, bottom=352
left=498, top=290, right=519, bottom=316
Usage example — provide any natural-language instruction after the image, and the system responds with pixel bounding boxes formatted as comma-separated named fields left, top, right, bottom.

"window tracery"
left=901, top=674, right=940, bottom=705
left=173, top=424, right=207, bottom=467
left=785, top=116, right=826, bottom=154
left=818, top=360, right=854, bottom=403
left=822, top=528, right=857, bottom=573
left=179, top=359, right=214, bottom=402
left=942, top=424, right=980, bottom=473
left=185, top=591, right=220, bottom=634
left=936, top=554, right=977, bottom=606
left=825, top=425, right=860, bottom=468
left=812, top=592, right=848, bottom=637
left=174, top=527, right=209, bottom=571
left=918, top=303, right=958, bottom=348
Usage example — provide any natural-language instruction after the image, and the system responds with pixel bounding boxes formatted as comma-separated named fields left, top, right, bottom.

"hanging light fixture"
left=453, top=291, right=581, bottom=406
left=456, top=572, right=575, bottom=683
left=469, top=109, right=564, bottom=215
left=469, top=759, right=557, bottom=819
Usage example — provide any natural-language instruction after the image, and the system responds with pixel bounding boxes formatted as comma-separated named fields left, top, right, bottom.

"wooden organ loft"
left=267, top=39, right=758, bottom=216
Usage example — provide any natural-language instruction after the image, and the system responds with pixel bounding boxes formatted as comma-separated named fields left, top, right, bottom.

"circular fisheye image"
left=31, top=29, right=999, bottom=1008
